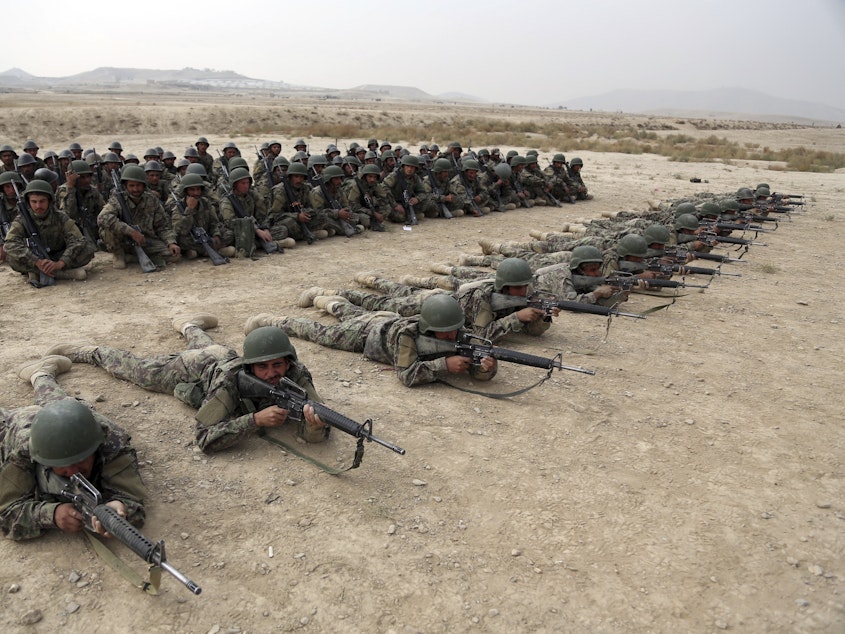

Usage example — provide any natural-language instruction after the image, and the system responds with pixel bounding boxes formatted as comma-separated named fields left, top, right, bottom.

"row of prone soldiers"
left=0, top=137, right=592, bottom=285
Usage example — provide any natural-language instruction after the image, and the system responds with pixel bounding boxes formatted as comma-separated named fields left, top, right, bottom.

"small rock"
left=715, top=619, right=728, bottom=630
left=473, top=407, right=481, bottom=414
left=488, top=609, right=500, bottom=617
left=69, top=571, right=81, bottom=583
left=761, top=511, right=774, bottom=519
left=77, top=581, right=89, bottom=588
left=412, top=479, right=427, bottom=486
left=181, top=532, right=189, bottom=540
left=341, top=381, right=351, bottom=388
left=387, top=524, right=397, bottom=535
left=94, top=394, right=106, bottom=402
left=795, top=599, right=810, bottom=607
left=433, top=496, right=442, bottom=502
left=285, top=479, right=296, bottom=486
left=20, top=610, right=42, bottom=625
left=66, top=602, right=80, bottom=614
left=684, top=418, right=695, bottom=425
left=8, top=583, right=20, bottom=593
left=624, top=391, right=633, bottom=397
left=298, top=518, right=312, bottom=528
left=300, top=617, right=309, bottom=625
left=816, top=502, right=831, bottom=509
left=786, top=557, right=799, bottom=567
left=511, top=549, right=521, bottom=557
left=206, top=626, right=221, bottom=634
left=809, top=564, right=824, bottom=576
left=796, top=300, right=809, bottom=306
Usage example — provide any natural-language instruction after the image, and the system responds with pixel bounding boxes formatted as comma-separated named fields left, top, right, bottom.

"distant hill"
left=550, top=88, right=845, bottom=124
left=348, top=85, right=435, bottom=100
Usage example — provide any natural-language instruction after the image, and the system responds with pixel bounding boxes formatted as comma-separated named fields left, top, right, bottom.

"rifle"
left=455, top=167, right=484, bottom=216
left=218, top=162, right=279, bottom=254
left=169, top=191, right=229, bottom=265
left=702, top=220, right=772, bottom=234
left=0, top=204, right=11, bottom=243
left=425, top=168, right=453, bottom=219
left=74, top=187, right=98, bottom=244
left=61, top=473, right=201, bottom=596
left=493, top=291, right=645, bottom=320
left=109, top=171, right=158, bottom=272
left=255, top=145, right=276, bottom=207
left=699, top=231, right=767, bottom=247
left=236, top=372, right=405, bottom=465
left=353, top=177, right=385, bottom=232
left=395, top=170, right=418, bottom=226
left=11, top=180, right=55, bottom=287
left=279, top=171, right=317, bottom=243
left=420, top=332, right=595, bottom=375
left=661, top=246, right=746, bottom=264
left=510, top=172, right=533, bottom=208
left=603, top=274, right=709, bottom=290
left=548, top=163, right=576, bottom=203
left=316, top=178, right=356, bottom=237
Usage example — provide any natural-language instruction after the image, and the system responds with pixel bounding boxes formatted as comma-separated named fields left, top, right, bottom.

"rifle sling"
left=434, top=364, right=555, bottom=400
left=258, top=429, right=363, bottom=474
left=83, top=530, right=161, bottom=595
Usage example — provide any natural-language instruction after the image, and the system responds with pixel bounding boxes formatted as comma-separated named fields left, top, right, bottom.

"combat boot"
left=354, top=271, right=379, bottom=288
left=44, top=342, right=98, bottom=364
left=399, top=274, right=446, bottom=290
left=55, top=267, right=87, bottom=281
left=478, top=238, right=501, bottom=255
left=429, top=263, right=454, bottom=275
left=313, top=295, right=349, bottom=313
left=277, top=238, right=296, bottom=250
left=298, top=287, right=336, bottom=308
left=313, top=230, right=329, bottom=240
left=244, top=313, right=275, bottom=335
left=172, top=313, right=219, bottom=335
left=18, top=355, right=73, bottom=383
left=458, top=254, right=487, bottom=266
left=219, top=246, right=236, bottom=257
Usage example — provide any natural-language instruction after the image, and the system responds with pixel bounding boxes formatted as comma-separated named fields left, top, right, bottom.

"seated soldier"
left=46, top=315, right=328, bottom=453
left=168, top=174, right=236, bottom=260
left=5, top=180, right=95, bottom=284
left=244, top=294, right=497, bottom=388
left=268, top=162, right=329, bottom=242
left=1, top=356, right=145, bottom=540
left=220, top=168, right=294, bottom=256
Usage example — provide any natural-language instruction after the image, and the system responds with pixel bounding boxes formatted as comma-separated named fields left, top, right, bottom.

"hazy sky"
left=3, top=0, right=845, bottom=109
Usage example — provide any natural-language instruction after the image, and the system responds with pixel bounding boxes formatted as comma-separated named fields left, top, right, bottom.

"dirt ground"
left=0, top=96, right=843, bottom=634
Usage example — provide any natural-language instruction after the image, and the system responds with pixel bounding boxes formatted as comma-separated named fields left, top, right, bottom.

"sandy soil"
left=0, top=96, right=843, bottom=633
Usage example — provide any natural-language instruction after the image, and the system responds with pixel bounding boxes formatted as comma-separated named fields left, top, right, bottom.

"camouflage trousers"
left=7, top=244, right=95, bottom=276
left=79, top=329, right=236, bottom=395
left=268, top=303, right=396, bottom=354
left=0, top=374, right=78, bottom=436
left=336, top=279, right=445, bottom=317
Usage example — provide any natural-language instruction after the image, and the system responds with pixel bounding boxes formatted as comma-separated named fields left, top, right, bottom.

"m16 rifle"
left=316, top=177, right=356, bottom=237
left=660, top=246, right=746, bottom=264
left=280, top=171, right=318, bottom=243
left=236, top=372, right=405, bottom=468
left=510, top=172, right=533, bottom=208
left=169, top=190, right=229, bottom=265
left=11, top=180, right=55, bottom=287
left=394, top=169, right=418, bottom=226
left=218, top=162, right=278, bottom=254
left=62, top=473, right=201, bottom=596
left=493, top=291, right=645, bottom=320
left=441, top=333, right=595, bottom=375
left=73, top=187, right=98, bottom=244
left=455, top=167, right=484, bottom=217
left=424, top=168, right=453, bottom=219
left=109, top=171, right=158, bottom=272
left=353, top=177, right=385, bottom=232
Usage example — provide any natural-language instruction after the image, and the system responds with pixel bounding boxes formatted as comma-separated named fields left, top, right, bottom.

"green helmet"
left=755, top=186, right=771, bottom=197
left=184, top=147, right=200, bottom=158
left=698, top=202, right=721, bottom=219
left=380, top=150, right=396, bottom=161
left=525, top=155, right=539, bottom=166
left=30, top=400, right=104, bottom=467
left=196, top=137, right=210, bottom=146
left=108, top=141, right=123, bottom=151
left=674, top=213, right=700, bottom=231
left=494, top=164, right=512, bottom=180
left=526, top=149, right=539, bottom=157
left=428, top=144, right=440, bottom=152
left=24, top=179, right=54, bottom=200
left=756, top=183, right=770, bottom=191
left=736, top=187, right=754, bottom=199
left=361, top=164, right=381, bottom=176
left=510, top=156, right=527, bottom=167
left=0, top=171, right=24, bottom=186
left=124, top=154, right=139, bottom=164
left=102, top=152, right=121, bottom=164
left=462, top=159, right=481, bottom=171
left=505, top=150, right=519, bottom=160
left=144, top=148, right=160, bottom=159
left=322, top=165, right=344, bottom=181
left=642, top=224, right=671, bottom=245
left=228, top=157, right=248, bottom=171
left=477, top=148, right=490, bottom=157
left=307, top=155, right=328, bottom=168
left=719, top=198, right=740, bottom=212
left=272, top=155, right=290, bottom=168
left=242, top=326, right=297, bottom=364
left=569, top=245, right=603, bottom=271
left=1, top=144, right=18, bottom=157
left=16, top=153, right=37, bottom=167
left=570, top=157, right=584, bottom=166
left=179, top=173, right=205, bottom=192
left=186, top=163, right=208, bottom=177
left=23, top=139, right=39, bottom=151
left=228, top=168, right=251, bottom=186
left=222, top=141, right=238, bottom=151
left=494, top=258, right=533, bottom=292
left=418, top=295, right=465, bottom=335
left=432, top=158, right=451, bottom=172
left=120, top=164, right=147, bottom=184
left=616, top=234, right=648, bottom=258
left=552, top=153, right=566, bottom=163
left=85, top=153, right=102, bottom=166
left=144, top=160, right=163, bottom=173
left=286, top=162, right=308, bottom=176
left=674, top=202, right=697, bottom=217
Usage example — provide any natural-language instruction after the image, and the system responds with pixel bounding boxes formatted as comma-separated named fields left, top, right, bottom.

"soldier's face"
left=196, top=143, right=209, bottom=153
left=465, top=169, right=477, bottom=181
left=364, top=174, right=378, bottom=185
left=2, top=183, right=15, bottom=197
left=71, top=150, right=82, bottom=159
left=580, top=263, right=602, bottom=276
left=186, top=156, right=199, bottom=164
left=434, top=330, right=458, bottom=341
left=146, top=172, right=161, bottom=186
left=290, top=174, right=305, bottom=186
left=52, top=454, right=96, bottom=479
left=77, top=174, right=92, bottom=189
left=0, top=152, right=13, bottom=165
left=224, top=149, right=238, bottom=160
left=126, top=181, right=145, bottom=198
left=25, top=148, right=38, bottom=157
left=402, top=166, right=415, bottom=177
left=27, top=193, right=51, bottom=217
left=504, top=285, right=528, bottom=297
left=185, top=186, right=203, bottom=198
left=252, top=358, right=290, bottom=386
left=234, top=179, right=251, bottom=195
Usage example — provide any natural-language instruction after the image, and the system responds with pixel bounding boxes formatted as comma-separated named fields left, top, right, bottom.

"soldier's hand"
left=66, top=171, right=78, bottom=187
left=297, top=211, right=311, bottom=223
left=168, top=243, right=181, bottom=258
left=374, top=211, right=384, bottom=223
left=54, top=503, right=85, bottom=533
left=446, top=355, right=473, bottom=374
left=338, top=208, right=352, bottom=221
left=0, top=244, right=7, bottom=263
left=91, top=501, right=127, bottom=538
left=212, top=236, right=222, bottom=250
left=256, top=227, right=273, bottom=243
left=129, top=228, right=146, bottom=245
left=36, top=258, right=63, bottom=276
left=254, top=405, right=290, bottom=428
left=302, top=404, right=326, bottom=430
left=478, top=356, right=497, bottom=373
left=516, top=307, right=545, bottom=323
left=394, top=204, right=404, bottom=214
left=409, top=197, right=420, bottom=206
left=185, top=195, right=199, bottom=210
left=593, top=284, right=614, bottom=299
left=444, top=194, right=454, bottom=203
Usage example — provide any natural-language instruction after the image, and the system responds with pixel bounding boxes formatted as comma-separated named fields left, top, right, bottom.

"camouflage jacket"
left=382, top=171, right=428, bottom=207
left=98, top=190, right=177, bottom=245
left=0, top=406, right=146, bottom=541
left=343, top=178, right=392, bottom=217
left=4, top=207, right=89, bottom=267
left=218, top=188, right=267, bottom=226
left=449, top=172, right=490, bottom=209
left=168, top=194, right=223, bottom=247
left=56, top=184, right=104, bottom=232
left=268, top=180, right=313, bottom=225
left=0, top=197, right=18, bottom=244
left=454, top=280, right=551, bottom=342
left=308, top=182, right=352, bottom=220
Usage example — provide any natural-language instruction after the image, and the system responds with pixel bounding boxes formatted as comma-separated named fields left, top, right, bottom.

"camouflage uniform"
left=309, top=182, right=361, bottom=235
left=423, top=171, right=463, bottom=216
left=519, top=165, right=551, bottom=204
left=382, top=170, right=433, bottom=222
left=71, top=327, right=323, bottom=452
left=0, top=374, right=145, bottom=540
left=450, top=172, right=490, bottom=215
left=543, top=164, right=576, bottom=201
left=56, top=183, right=105, bottom=242
left=328, top=281, right=446, bottom=317
left=197, top=152, right=213, bottom=177
left=4, top=207, right=94, bottom=276
left=168, top=193, right=229, bottom=255
left=268, top=180, right=327, bottom=241
left=258, top=302, right=495, bottom=388
left=454, top=280, right=551, bottom=342
left=485, top=172, right=520, bottom=209
left=98, top=191, right=177, bottom=263
left=343, top=177, right=391, bottom=228
left=0, top=195, right=18, bottom=251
